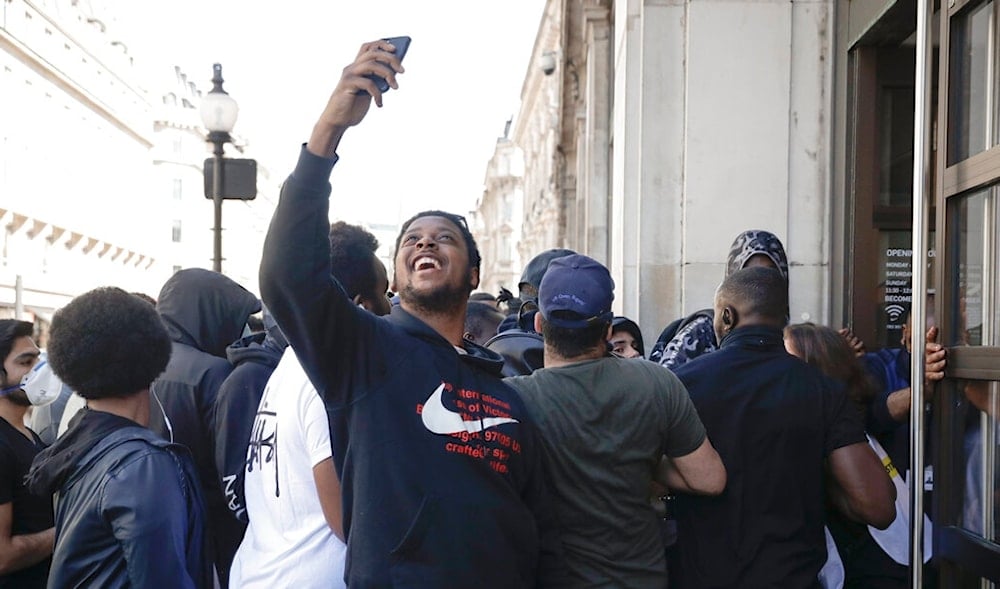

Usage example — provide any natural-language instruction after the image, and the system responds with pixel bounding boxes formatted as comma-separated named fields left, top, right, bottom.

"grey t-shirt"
left=506, top=356, right=706, bottom=588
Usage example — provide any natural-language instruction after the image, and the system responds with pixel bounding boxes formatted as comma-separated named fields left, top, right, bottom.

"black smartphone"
left=365, top=36, right=411, bottom=93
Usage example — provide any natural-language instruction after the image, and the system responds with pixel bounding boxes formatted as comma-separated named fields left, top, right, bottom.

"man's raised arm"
left=259, top=40, right=405, bottom=394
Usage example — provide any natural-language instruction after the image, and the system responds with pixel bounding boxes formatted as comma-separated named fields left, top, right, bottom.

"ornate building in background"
left=478, top=0, right=833, bottom=343
left=1, top=0, right=276, bottom=333
left=470, top=121, right=523, bottom=296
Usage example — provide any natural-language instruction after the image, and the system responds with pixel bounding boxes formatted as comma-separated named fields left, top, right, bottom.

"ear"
left=533, top=312, right=543, bottom=334
left=469, top=267, right=480, bottom=291
left=721, top=305, right=738, bottom=332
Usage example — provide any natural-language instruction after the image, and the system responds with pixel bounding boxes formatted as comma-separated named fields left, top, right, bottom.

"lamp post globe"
left=200, top=63, right=238, bottom=273
left=200, top=63, right=239, bottom=134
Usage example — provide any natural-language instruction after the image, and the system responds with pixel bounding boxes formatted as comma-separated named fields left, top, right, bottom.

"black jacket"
left=149, top=268, right=260, bottom=585
left=671, top=326, right=866, bottom=589
left=259, top=147, right=565, bottom=588
left=27, top=409, right=211, bottom=589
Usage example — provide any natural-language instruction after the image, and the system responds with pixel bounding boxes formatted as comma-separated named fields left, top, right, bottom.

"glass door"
left=934, top=0, right=1000, bottom=585
left=846, top=37, right=937, bottom=351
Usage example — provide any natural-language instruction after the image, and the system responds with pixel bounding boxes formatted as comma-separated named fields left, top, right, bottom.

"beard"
left=400, top=272, right=472, bottom=317
left=0, top=378, right=30, bottom=407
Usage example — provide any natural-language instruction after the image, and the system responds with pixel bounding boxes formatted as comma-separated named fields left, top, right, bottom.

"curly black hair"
left=48, top=287, right=172, bottom=399
left=329, top=221, right=381, bottom=299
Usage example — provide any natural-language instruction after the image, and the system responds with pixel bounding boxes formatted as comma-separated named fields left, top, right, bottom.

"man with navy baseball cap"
left=506, top=253, right=727, bottom=587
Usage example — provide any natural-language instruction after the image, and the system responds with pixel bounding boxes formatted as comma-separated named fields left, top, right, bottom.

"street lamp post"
left=199, top=63, right=239, bottom=273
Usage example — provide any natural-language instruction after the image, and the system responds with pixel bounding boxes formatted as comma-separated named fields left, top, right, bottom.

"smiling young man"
left=259, top=39, right=564, bottom=588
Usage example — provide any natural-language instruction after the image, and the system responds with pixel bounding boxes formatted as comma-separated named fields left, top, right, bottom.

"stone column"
left=580, top=4, right=612, bottom=264
left=611, top=0, right=688, bottom=337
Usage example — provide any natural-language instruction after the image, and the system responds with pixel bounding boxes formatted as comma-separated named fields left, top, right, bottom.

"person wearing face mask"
left=0, top=319, right=54, bottom=588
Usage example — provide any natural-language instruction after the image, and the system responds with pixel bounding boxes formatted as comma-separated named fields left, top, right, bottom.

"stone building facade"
left=1, top=0, right=275, bottom=330
left=479, top=0, right=834, bottom=343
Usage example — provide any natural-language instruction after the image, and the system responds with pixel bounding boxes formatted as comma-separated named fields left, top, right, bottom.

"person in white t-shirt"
left=230, top=222, right=391, bottom=588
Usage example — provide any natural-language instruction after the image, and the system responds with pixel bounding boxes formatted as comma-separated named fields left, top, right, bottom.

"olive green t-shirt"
left=506, top=356, right=706, bottom=588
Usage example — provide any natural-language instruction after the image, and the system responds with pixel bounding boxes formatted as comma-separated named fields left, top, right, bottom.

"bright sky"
left=118, top=1, right=545, bottom=227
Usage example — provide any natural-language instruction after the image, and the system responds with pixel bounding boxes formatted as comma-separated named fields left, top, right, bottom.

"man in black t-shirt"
left=0, top=320, right=54, bottom=588
left=672, top=268, right=895, bottom=588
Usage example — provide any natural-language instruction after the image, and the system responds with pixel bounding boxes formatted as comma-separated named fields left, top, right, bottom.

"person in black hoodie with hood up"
left=27, top=287, right=211, bottom=589
left=149, top=268, right=260, bottom=588
left=213, top=305, right=287, bottom=533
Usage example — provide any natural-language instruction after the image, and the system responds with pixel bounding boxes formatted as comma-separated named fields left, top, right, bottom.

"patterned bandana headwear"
left=725, top=230, right=789, bottom=281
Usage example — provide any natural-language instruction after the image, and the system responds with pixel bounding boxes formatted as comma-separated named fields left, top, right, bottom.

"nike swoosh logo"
left=421, top=383, right=518, bottom=435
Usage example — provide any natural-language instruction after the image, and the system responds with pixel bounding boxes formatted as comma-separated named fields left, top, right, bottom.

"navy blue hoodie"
left=260, top=147, right=565, bottom=588
left=214, top=322, right=286, bottom=526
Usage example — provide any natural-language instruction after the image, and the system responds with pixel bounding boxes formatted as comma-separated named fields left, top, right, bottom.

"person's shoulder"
left=0, top=421, right=17, bottom=448
left=163, top=344, right=232, bottom=376
left=502, top=372, right=548, bottom=412
left=503, top=372, right=539, bottom=395
left=864, top=346, right=905, bottom=366
left=92, top=428, right=173, bottom=473
left=671, top=344, right=724, bottom=375
left=104, top=426, right=168, bottom=450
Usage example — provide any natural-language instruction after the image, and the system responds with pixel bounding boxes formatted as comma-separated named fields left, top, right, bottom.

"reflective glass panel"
left=959, top=382, right=1000, bottom=545
left=949, top=0, right=993, bottom=165
left=879, top=87, right=915, bottom=207
left=951, top=189, right=989, bottom=346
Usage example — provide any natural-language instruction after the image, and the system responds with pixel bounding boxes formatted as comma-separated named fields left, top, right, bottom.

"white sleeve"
left=295, top=358, right=333, bottom=468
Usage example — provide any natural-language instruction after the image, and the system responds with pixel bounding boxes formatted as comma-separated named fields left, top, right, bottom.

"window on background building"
left=171, top=220, right=182, bottom=243
left=172, top=178, right=183, bottom=200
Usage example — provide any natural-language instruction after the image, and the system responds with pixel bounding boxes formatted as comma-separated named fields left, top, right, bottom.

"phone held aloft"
left=365, top=36, right=411, bottom=94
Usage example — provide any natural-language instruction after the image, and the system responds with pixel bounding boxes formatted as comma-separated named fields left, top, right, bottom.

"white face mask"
left=20, top=353, right=63, bottom=407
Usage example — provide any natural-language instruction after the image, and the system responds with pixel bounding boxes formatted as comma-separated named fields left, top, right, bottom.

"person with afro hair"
left=27, top=287, right=211, bottom=588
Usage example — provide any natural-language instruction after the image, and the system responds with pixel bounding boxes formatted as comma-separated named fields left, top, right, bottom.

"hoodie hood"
left=225, top=331, right=285, bottom=369
left=156, top=268, right=261, bottom=358
left=27, top=409, right=141, bottom=496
